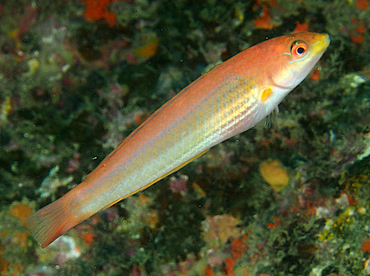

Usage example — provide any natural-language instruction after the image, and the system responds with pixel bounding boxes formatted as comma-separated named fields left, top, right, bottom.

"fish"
left=25, top=32, right=330, bottom=248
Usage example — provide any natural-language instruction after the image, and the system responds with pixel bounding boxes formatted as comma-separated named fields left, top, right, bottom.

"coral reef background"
left=0, top=0, right=370, bottom=275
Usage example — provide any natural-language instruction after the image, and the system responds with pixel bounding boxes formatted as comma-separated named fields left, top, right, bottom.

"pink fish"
left=25, top=32, right=330, bottom=248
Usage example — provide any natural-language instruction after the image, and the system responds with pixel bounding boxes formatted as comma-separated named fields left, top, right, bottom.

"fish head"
left=258, top=32, right=330, bottom=111
left=270, top=32, right=330, bottom=88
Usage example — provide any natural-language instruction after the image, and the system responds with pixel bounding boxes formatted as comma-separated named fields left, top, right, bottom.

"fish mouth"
left=310, top=33, right=330, bottom=56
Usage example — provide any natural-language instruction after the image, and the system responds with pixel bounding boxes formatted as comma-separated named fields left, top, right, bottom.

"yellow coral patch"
left=133, top=36, right=158, bottom=59
left=259, top=159, right=289, bottom=191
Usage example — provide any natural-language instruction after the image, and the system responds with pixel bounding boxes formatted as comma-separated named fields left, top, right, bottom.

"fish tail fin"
left=24, top=196, right=80, bottom=248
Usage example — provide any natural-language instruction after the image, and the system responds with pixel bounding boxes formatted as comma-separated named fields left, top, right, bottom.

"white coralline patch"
left=340, top=73, right=366, bottom=89
left=357, top=133, right=370, bottom=160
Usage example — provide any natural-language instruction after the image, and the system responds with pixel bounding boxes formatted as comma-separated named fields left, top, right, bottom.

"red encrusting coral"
left=82, top=0, right=119, bottom=27
left=205, top=265, right=216, bottom=276
left=362, top=238, right=370, bottom=253
left=293, top=21, right=309, bottom=33
left=356, top=0, right=369, bottom=11
left=231, top=235, right=248, bottom=259
left=350, top=18, right=366, bottom=44
left=252, top=0, right=279, bottom=29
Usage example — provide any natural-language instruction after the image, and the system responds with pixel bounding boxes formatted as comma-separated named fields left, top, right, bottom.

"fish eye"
left=290, top=41, right=308, bottom=57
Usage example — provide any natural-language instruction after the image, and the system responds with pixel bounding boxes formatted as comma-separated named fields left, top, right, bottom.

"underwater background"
left=0, top=0, right=370, bottom=275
